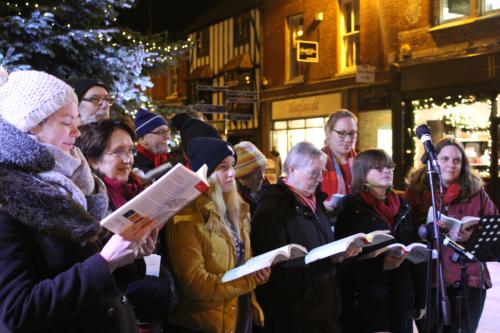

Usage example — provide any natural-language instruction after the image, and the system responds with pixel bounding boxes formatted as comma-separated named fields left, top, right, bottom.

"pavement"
left=477, top=262, right=500, bottom=333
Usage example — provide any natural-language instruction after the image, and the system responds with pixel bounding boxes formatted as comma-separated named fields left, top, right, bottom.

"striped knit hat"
left=0, top=69, right=78, bottom=132
left=134, top=108, right=168, bottom=138
left=234, top=141, right=267, bottom=178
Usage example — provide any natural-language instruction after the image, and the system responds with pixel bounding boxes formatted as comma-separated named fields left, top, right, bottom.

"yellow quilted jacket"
left=166, top=194, right=264, bottom=333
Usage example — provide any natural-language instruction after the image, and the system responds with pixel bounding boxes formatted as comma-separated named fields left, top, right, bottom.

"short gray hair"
left=284, top=141, right=327, bottom=175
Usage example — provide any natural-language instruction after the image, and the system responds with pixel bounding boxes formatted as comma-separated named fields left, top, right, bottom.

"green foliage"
left=0, top=0, right=192, bottom=115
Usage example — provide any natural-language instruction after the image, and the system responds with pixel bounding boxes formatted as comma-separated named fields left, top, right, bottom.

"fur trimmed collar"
left=0, top=118, right=100, bottom=242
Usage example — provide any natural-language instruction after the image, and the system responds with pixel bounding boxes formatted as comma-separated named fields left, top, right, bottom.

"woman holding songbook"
left=251, top=141, right=359, bottom=333
left=0, top=69, right=156, bottom=332
left=405, top=137, right=498, bottom=333
left=77, top=118, right=178, bottom=331
left=165, top=137, right=269, bottom=333
left=335, top=149, right=424, bottom=333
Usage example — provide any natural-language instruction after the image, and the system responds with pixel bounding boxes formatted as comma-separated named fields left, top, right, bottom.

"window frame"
left=338, top=0, right=360, bottom=73
left=196, top=28, right=209, bottom=57
left=233, top=13, right=251, bottom=47
left=285, top=14, right=304, bottom=82
left=436, top=0, right=500, bottom=25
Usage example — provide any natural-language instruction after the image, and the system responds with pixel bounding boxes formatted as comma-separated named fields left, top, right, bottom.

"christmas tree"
left=0, top=0, right=192, bottom=116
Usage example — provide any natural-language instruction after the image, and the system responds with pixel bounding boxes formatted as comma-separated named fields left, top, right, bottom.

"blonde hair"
left=207, top=172, right=247, bottom=240
left=323, top=109, right=357, bottom=140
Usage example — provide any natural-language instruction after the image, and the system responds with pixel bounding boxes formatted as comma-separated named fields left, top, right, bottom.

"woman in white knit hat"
left=0, top=69, right=157, bottom=333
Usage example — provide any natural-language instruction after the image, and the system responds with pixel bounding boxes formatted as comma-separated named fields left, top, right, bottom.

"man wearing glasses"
left=66, top=78, right=113, bottom=125
left=133, top=108, right=172, bottom=179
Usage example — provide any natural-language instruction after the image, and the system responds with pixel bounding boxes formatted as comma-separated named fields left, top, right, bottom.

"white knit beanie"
left=0, top=68, right=78, bottom=132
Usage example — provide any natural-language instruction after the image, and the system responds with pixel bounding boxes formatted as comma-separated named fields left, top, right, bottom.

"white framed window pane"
left=441, top=0, right=470, bottom=22
left=274, top=121, right=287, bottom=130
left=288, top=119, right=305, bottom=128
left=340, top=0, right=360, bottom=70
left=306, top=117, right=325, bottom=127
left=305, top=128, right=326, bottom=149
left=288, top=14, right=304, bottom=80
left=483, top=0, right=500, bottom=12
left=288, top=129, right=305, bottom=151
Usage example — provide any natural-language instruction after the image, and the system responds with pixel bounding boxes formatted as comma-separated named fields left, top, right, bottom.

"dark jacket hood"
left=0, top=118, right=101, bottom=243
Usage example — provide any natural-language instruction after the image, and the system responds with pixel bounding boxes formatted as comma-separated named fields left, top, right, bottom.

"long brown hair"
left=351, top=149, right=393, bottom=195
left=405, top=136, right=482, bottom=201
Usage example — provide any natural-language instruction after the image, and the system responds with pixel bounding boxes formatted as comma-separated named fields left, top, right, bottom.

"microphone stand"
left=421, top=154, right=451, bottom=332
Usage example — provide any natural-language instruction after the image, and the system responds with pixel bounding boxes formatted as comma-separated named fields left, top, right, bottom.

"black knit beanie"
left=187, top=137, right=237, bottom=176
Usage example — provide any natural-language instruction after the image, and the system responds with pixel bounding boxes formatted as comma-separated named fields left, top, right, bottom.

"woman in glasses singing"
left=77, top=118, right=178, bottom=331
left=405, top=137, right=498, bottom=333
left=321, top=109, right=358, bottom=211
left=334, top=149, right=425, bottom=333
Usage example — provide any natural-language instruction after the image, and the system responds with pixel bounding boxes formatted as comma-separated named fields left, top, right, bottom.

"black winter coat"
left=334, top=193, right=426, bottom=333
left=251, top=181, right=341, bottom=333
left=0, top=118, right=139, bottom=333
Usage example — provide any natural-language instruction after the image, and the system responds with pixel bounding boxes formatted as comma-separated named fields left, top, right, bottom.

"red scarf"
left=137, top=144, right=169, bottom=168
left=422, top=182, right=461, bottom=210
left=102, top=174, right=143, bottom=209
left=284, top=178, right=317, bottom=213
left=360, top=191, right=401, bottom=228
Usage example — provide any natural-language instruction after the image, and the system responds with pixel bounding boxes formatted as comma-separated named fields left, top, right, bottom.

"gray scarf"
left=32, top=139, right=93, bottom=210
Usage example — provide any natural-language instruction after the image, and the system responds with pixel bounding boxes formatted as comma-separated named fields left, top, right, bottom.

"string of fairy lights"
left=412, top=95, right=492, bottom=132
left=1, top=1, right=194, bottom=63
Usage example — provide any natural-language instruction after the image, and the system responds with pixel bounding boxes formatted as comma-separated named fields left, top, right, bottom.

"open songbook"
left=304, top=230, right=394, bottom=264
left=427, top=207, right=480, bottom=235
left=100, top=163, right=209, bottom=240
left=221, top=230, right=394, bottom=283
left=359, top=242, right=428, bottom=264
left=222, top=244, right=307, bottom=283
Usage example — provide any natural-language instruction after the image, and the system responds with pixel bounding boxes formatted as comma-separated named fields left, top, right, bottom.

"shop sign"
left=272, top=93, right=341, bottom=120
left=356, top=65, right=375, bottom=83
left=297, top=41, right=319, bottom=63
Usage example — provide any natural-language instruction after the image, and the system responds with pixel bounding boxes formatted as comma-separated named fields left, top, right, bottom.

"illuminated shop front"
left=270, top=93, right=342, bottom=161
left=392, top=50, right=500, bottom=202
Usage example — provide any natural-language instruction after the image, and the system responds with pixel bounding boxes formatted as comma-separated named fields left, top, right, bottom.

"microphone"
left=418, top=223, right=477, bottom=261
left=415, top=124, right=441, bottom=172
left=443, top=236, right=477, bottom=261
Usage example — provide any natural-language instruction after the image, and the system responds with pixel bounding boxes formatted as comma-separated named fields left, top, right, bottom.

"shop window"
left=196, top=28, right=209, bottom=57
left=234, top=13, right=251, bottom=47
left=271, top=117, right=328, bottom=161
left=339, top=0, right=360, bottom=72
left=188, top=80, right=212, bottom=105
left=225, top=71, right=254, bottom=116
left=286, top=14, right=304, bottom=81
left=357, top=110, right=393, bottom=155
left=166, top=67, right=178, bottom=98
left=412, top=96, right=492, bottom=179
left=437, top=0, right=500, bottom=24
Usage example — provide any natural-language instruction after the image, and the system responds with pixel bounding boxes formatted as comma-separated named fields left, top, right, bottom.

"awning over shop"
left=220, top=53, right=253, bottom=73
left=187, top=65, right=214, bottom=81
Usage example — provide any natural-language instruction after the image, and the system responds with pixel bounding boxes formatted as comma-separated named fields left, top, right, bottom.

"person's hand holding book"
left=383, top=249, right=409, bottom=270
left=253, top=267, right=271, bottom=284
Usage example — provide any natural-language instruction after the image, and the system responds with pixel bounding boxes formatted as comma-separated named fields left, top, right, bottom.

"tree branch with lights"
left=0, top=0, right=193, bottom=116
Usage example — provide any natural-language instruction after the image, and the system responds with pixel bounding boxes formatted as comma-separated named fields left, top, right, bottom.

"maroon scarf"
left=422, top=182, right=461, bottom=210
left=360, top=191, right=401, bottom=228
left=137, top=144, right=169, bottom=168
left=102, top=173, right=143, bottom=209
left=284, top=178, right=317, bottom=213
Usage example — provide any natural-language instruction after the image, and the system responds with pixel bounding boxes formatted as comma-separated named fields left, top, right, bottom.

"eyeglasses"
left=106, top=146, right=136, bottom=160
left=149, top=129, right=170, bottom=137
left=82, top=95, right=115, bottom=106
left=332, top=129, right=358, bottom=140
left=306, top=169, right=326, bottom=180
left=370, top=164, right=396, bottom=172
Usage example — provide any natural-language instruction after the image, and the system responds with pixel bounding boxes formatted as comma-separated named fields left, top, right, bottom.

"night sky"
left=118, top=0, right=217, bottom=36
